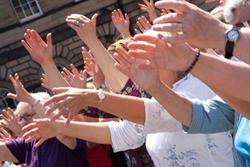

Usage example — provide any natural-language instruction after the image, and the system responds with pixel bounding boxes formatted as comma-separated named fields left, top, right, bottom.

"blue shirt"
left=183, top=97, right=246, bottom=167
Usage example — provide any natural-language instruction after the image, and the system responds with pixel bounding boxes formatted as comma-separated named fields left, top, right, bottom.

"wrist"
left=216, top=23, right=231, bottom=51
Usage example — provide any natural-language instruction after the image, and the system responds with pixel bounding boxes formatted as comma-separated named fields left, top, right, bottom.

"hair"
left=223, top=0, right=250, bottom=23
left=107, top=38, right=134, bottom=55
left=15, top=92, right=50, bottom=114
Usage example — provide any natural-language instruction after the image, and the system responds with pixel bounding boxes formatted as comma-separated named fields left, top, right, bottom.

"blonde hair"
left=107, top=38, right=134, bottom=55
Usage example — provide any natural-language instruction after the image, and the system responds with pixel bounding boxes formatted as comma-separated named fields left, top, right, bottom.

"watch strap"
left=225, top=41, right=234, bottom=59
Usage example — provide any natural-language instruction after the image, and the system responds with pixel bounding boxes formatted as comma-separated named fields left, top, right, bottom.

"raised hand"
left=127, top=34, right=196, bottom=72
left=43, top=87, right=98, bottom=125
left=21, top=29, right=53, bottom=65
left=113, top=45, right=160, bottom=91
left=66, top=14, right=98, bottom=44
left=22, top=119, right=58, bottom=148
left=0, top=108, right=21, bottom=136
left=136, top=16, right=152, bottom=34
left=111, top=9, right=131, bottom=38
left=152, top=0, right=229, bottom=49
left=40, top=73, right=52, bottom=90
left=138, top=0, right=157, bottom=22
left=61, top=64, right=87, bottom=89
left=82, top=47, right=105, bottom=88
left=7, top=74, right=34, bottom=104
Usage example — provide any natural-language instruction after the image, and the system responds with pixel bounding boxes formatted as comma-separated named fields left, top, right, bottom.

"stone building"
left=0, top=0, right=218, bottom=110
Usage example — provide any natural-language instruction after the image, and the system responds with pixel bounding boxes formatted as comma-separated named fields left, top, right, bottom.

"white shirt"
left=108, top=74, right=233, bottom=167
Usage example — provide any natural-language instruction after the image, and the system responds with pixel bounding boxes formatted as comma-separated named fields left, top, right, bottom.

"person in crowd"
left=18, top=34, right=234, bottom=166
left=0, top=74, right=89, bottom=167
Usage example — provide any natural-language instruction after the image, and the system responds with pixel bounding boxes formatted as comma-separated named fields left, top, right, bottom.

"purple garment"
left=6, top=137, right=89, bottom=167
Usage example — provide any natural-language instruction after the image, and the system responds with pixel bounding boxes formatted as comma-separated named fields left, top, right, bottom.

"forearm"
left=41, top=61, right=69, bottom=88
left=54, top=120, right=112, bottom=144
left=84, top=37, right=128, bottom=92
left=148, top=81, right=193, bottom=127
left=96, top=92, right=146, bottom=125
left=0, top=143, right=18, bottom=163
left=191, top=52, right=250, bottom=102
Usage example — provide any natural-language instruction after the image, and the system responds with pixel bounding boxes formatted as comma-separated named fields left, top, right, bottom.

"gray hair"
left=224, top=0, right=250, bottom=23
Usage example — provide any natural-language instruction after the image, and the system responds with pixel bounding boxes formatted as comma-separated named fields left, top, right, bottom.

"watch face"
left=227, top=29, right=240, bottom=41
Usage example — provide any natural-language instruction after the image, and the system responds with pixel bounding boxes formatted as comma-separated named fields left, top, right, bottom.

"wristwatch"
left=225, top=26, right=241, bottom=59
left=97, top=88, right=105, bottom=101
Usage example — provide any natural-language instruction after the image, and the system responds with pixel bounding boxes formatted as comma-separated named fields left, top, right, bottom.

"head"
left=107, top=38, right=134, bottom=56
left=224, top=0, right=250, bottom=24
left=15, top=92, right=50, bottom=127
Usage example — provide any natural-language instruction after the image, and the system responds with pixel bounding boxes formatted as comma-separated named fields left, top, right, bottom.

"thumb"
left=52, top=87, right=71, bottom=94
left=47, top=33, right=53, bottom=48
left=91, top=13, right=99, bottom=26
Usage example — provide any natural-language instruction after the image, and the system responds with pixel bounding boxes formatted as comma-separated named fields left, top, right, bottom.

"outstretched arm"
left=7, top=74, right=77, bottom=150
left=66, top=14, right=128, bottom=92
left=22, top=29, right=68, bottom=88
left=0, top=142, right=18, bottom=163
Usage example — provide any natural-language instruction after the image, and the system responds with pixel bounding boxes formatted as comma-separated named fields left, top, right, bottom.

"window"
left=0, top=88, right=17, bottom=110
left=11, top=0, right=43, bottom=23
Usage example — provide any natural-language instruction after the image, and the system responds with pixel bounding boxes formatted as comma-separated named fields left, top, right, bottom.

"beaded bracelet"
left=180, top=49, right=201, bottom=76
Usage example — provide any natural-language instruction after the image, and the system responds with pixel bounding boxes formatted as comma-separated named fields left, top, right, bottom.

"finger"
left=127, top=41, right=155, bottom=52
left=143, top=0, right=150, bottom=6
left=64, top=112, right=74, bottom=126
left=63, top=67, right=74, bottom=79
left=153, top=13, right=183, bottom=25
left=50, top=111, right=63, bottom=121
left=22, top=128, right=38, bottom=140
left=43, top=93, right=68, bottom=107
left=30, top=29, right=46, bottom=48
left=91, top=13, right=98, bottom=26
left=0, top=128, right=11, bottom=139
left=157, top=32, right=186, bottom=44
left=24, top=31, right=36, bottom=48
left=117, top=9, right=124, bottom=19
left=22, top=123, right=37, bottom=134
left=66, top=22, right=81, bottom=31
left=134, top=28, right=142, bottom=34
left=155, top=0, right=190, bottom=14
left=21, top=40, right=32, bottom=53
left=152, top=23, right=182, bottom=34
left=133, top=34, right=159, bottom=44
left=128, top=50, right=153, bottom=60
left=138, top=4, right=147, bottom=11
left=115, top=47, right=135, bottom=64
left=47, top=33, right=53, bottom=48
left=137, top=21, right=145, bottom=33
left=114, top=63, right=130, bottom=77
left=70, top=64, right=80, bottom=77
left=113, top=53, right=130, bottom=68
left=6, top=93, right=17, bottom=100
left=125, top=13, right=129, bottom=22
left=35, top=138, right=46, bottom=148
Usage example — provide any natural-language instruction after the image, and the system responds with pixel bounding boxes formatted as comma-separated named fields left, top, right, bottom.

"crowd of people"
left=1, top=0, right=250, bottom=166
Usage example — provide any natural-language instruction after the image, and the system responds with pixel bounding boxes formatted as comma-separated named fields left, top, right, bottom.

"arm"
left=0, top=142, right=18, bottom=163
left=21, top=29, right=68, bottom=88
left=66, top=14, right=128, bottom=92
left=7, top=74, right=76, bottom=150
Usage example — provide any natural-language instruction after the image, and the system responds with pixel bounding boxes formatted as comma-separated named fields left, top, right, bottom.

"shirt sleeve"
left=5, top=138, right=29, bottom=164
left=183, top=98, right=235, bottom=133
left=108, top=120, right=146, bottom=152
left=143, top=98, right=180, bottom=134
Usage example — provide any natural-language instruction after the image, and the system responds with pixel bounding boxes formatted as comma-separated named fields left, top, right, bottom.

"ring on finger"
left=177, top=23, right=183, bottom=32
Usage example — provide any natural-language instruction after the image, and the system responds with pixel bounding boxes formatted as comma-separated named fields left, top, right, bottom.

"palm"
left=127, top=59, right=160, bottom=91
left=22, top=30, right=53, bottom=64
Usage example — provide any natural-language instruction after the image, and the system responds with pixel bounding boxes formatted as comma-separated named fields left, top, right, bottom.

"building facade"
left=0, top=0, right=218, bottom=110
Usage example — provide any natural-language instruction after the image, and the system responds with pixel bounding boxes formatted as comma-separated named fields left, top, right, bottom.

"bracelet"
left=180, top=49, right=201, bottom=76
